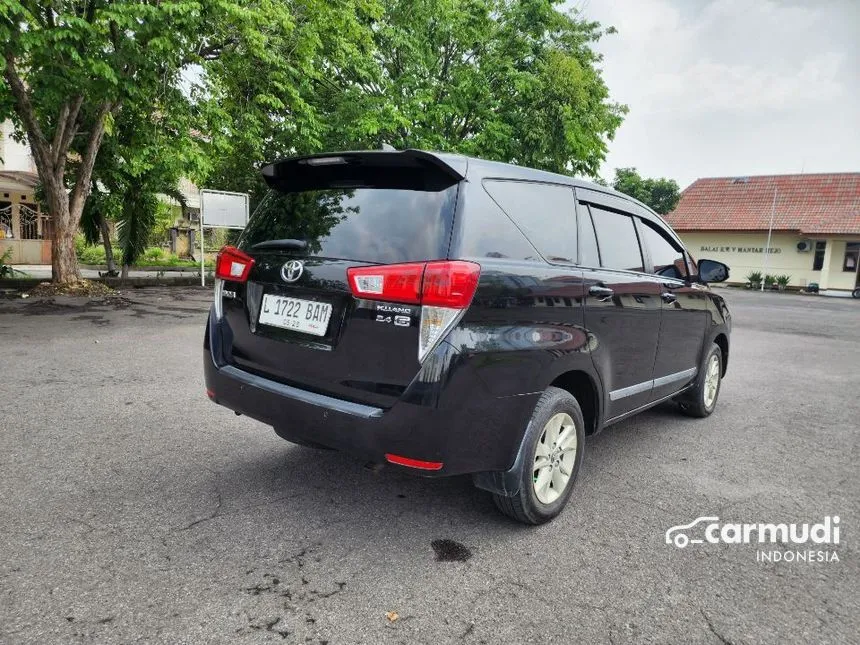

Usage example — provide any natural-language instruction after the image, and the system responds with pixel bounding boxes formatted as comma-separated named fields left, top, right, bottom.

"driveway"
left=0, top=288, right=857, bottom=644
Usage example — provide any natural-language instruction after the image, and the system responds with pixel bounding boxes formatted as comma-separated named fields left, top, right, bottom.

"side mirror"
left=697, top=259, right=730, bottom=283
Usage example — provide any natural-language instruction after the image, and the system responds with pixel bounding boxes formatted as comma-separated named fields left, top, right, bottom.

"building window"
left=844, top=243, right=860, bottom=272
left=812, top=241, right=826, bottom=271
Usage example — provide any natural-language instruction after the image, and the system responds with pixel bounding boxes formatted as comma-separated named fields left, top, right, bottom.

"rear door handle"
left=589, top=285, right=614, bottom=301
left=661, top=291, right=677, bottom=303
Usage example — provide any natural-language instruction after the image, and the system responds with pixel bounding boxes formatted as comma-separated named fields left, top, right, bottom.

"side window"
left=639, top=219, right=687, bottom=279
left=589, top=205, right=644, bottom=272
left=457, top=183, right=543, bottom=262
left=578, top=204, right=600, bottom=267
left=484, top=180, right=577, bottom=264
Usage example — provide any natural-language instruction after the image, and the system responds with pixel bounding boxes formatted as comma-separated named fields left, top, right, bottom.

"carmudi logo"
left=665, top=516, right=841, bottom=563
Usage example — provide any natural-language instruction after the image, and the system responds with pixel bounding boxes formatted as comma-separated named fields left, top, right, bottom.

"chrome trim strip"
left=609, top=367, right=698, bottom=401
left=605, top=381, right=696, bottom=426
left=609, top=380, right=653, bottom=401
left=653, top=367, right=697, bottom=389
left=218, top=364, right=385, bottom=419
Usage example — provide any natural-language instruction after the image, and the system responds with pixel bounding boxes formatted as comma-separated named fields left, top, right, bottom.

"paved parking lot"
left=1, top=287, right=858, bottom=644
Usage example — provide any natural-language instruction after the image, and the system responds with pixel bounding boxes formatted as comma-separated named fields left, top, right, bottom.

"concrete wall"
left=0, top=239, right=49, bottom=264
left=678, top=231, right=860, bottom=292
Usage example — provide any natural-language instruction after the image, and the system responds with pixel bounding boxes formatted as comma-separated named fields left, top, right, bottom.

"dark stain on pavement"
left=431, top=539, right=472, bottom=562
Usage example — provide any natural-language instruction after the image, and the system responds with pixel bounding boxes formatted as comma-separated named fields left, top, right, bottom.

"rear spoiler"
left=260, top=149, right=467, bottom=192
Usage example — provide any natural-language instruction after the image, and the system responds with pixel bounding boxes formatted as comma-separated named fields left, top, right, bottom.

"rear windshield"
left=239, top=187, right=458, bottom=264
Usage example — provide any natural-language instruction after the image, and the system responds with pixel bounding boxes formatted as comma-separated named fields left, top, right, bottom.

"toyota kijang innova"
left=204, top=149, right=731, bottom=524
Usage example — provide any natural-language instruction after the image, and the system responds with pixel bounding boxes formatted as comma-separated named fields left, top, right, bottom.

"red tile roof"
left=665, top=173, right=860, bottom=235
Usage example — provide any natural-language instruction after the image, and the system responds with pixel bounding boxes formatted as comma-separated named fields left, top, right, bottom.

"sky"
left=572, top=0, right=860, bottom=189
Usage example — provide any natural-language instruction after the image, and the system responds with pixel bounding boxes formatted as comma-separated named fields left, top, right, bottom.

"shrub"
left=143, top=246, right=166, bottom=261
left=776, top=275, right=790, bottom=288
left=745, top=271, right=762, bottom=288
left=0, top=247, right=26, bottom=278
left=764, top=274, right=776, bottom=286
left=74, top=234, right=88, bottom=256
left=77, top=244, right=107, bottom=265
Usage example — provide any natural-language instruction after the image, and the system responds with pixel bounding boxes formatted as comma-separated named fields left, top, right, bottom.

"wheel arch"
left=547, top=368, right=602, bottom=435
left=713, top=332, right=729, bottom=376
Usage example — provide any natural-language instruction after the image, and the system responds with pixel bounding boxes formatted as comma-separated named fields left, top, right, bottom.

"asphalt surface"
left=1, top=287, right=858, bottom=644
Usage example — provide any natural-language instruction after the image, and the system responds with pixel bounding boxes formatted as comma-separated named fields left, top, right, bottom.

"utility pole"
left=761, top=186, right=778, bottom=292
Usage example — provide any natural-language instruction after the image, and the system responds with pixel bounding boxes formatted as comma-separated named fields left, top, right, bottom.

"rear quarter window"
left=484, top=180, right=578, bottom=264
left=454, top=182, right=543, bottom=262
left=239, top=187, right=458, bottom=264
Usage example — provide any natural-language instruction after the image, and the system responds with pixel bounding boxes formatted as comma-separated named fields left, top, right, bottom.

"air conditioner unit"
left=796, top=240, right=813, bottom=252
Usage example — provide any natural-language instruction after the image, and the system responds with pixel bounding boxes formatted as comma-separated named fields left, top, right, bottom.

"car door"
left=576, top=190, right=662, bottom=420
left=637, top=217, right=710, bottom=400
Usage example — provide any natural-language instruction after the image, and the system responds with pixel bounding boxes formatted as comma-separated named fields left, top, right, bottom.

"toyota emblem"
left=281, top=260, right=304, bottom=283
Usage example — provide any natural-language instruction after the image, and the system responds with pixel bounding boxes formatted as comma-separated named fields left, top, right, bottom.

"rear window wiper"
left=252, top=239, right=309, bottom=251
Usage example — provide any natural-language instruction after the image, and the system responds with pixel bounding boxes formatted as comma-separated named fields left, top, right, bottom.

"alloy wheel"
left=533, top=412, right=578, bottom=504
left=703, top=354, right=721, bottom=409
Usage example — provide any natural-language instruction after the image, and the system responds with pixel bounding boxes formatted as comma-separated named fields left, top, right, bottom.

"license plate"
left=259, top=294, right=332, bottom=336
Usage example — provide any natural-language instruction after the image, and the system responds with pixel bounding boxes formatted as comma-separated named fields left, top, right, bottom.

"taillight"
left=347, top=262, right=424, bottom=304
left=422, top=261, right=482, bottom=307
left=215, top=246, right=255, bottom=283
left=347, top=260, right=481, bottom=362
left=347, top=261, right=480, bottom=306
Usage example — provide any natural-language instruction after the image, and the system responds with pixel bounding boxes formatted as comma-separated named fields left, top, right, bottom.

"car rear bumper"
left=204, top=311, right=539, bottom=477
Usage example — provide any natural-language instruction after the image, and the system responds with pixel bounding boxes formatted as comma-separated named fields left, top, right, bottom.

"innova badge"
left=281, top=260, right=304, bottom=283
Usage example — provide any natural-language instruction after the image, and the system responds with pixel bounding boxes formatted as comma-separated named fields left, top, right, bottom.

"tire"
left=678, top=343, right=723, bottom=418
left=492, top=387, right=586, bottom=525
left=852, top=287, right=860, bottom=299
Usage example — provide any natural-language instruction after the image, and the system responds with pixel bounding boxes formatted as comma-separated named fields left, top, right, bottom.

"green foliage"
left=611, top=168, right=680, bottom=215
left=746, top=271, right=763, bottom=288
left=1, top=0, right=322, bottom=281
left=117, top=187, right=157, bottom=266
left=77, top=244, right=107, bottom=265
left=143, top=247, right=166, bottom=261
left=0, top=247, right=26, bottom=278
left=3, top=0, right=627, bottom=274
left=150, top=203, right=179, bottom=247
left=776, top=274, right=790, bottom=287
left=764, top=274, right=776, bottom=287
left=205, top=0, right=626, bottom=200
left=75, top=243, right=208, bottom=267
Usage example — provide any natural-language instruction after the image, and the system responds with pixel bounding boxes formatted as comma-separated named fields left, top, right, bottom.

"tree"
left=0, top=1, right=306, bottom=284
left=611, top=168, right=680, bottom=215
left=80, top=87, right=204, bottom=277
left=324, top=0, right=626, bottom=175
left=206, top=0, right=626, bottom=199
left=200, top=0, right=381, bottom=205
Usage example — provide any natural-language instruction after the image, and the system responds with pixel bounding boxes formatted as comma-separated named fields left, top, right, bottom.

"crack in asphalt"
left=701, top=608, right=734, bottom=645
left=177, top=489, right=223, bottom=531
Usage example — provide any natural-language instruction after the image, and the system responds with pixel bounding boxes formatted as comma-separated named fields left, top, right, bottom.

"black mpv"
left=204, top=149, right=731, bottom=524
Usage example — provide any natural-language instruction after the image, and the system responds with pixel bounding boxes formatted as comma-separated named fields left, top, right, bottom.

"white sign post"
left=199, top=189, right=250, bottom=286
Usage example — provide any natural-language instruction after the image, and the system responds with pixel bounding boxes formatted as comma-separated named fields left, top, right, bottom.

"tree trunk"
left=43, top=179, right=81, bottom=285
left=98, top=213, right=117, bottom=275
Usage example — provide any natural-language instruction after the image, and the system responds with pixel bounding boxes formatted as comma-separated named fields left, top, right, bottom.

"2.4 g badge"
left=375, top=303, right=415, bottom=327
